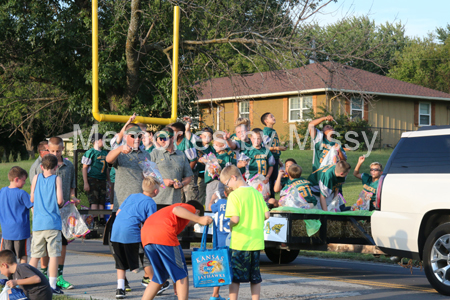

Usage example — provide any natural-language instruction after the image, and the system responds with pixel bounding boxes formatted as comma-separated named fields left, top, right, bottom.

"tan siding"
left=435, top=102, right=450, bottom=125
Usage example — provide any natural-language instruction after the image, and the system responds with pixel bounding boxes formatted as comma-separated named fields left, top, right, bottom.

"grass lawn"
left=280, top=148, right=393, bottom=206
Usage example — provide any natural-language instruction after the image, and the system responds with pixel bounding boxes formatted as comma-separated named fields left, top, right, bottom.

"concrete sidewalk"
left=61, top=245, right=372, bottom=300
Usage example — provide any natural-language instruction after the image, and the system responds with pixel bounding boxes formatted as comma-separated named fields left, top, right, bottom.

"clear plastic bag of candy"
left=319, top=146, right=339, bottom=169
left=237, top=153, right=251, bottom=179
left=204, top=153, right=222, bottom=179
left=327, top=193, right=346, bottom=212
left=278, top=186, right=311, bottom=209
left=138, top=158, right=166, bottom=188
left=60, top=202, right=90, bottom=243
left=351, top=190, right=373, bottom=211
left=247, top=174, right=270, bottom=200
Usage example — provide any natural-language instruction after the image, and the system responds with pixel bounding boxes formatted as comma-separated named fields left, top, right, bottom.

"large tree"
left=1, top=0, right=407, bottom=152
left=388, top=35, right=450, bottom=94
left=299, top=16, right=408, bottom=75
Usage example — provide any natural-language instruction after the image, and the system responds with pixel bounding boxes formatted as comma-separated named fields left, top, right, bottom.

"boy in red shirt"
left=141, top=200, right=212, bottom=300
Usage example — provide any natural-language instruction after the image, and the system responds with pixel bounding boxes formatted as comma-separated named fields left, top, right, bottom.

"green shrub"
left=16, top=152, right=22, bottom=162
left=8, top=152, right=14, bottom=163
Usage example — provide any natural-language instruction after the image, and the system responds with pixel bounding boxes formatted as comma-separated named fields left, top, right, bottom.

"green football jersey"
left=311, top=129, right=347, bottom=172
left=308, top=165, right=345, bottom=198
left=81, top=148, right=109, bottom=180
left=263, top=127, right=281, bottom=160
left=361, top=173, right=378, bottom=210
left=288, top=177, right=317, bottom=205
left=242, top=147, right=275, bottom=178
left=174, top=137, right=197, bottom=162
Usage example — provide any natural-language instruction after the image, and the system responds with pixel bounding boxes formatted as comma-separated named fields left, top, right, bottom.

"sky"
left=311, top=0, right=450, bottom=38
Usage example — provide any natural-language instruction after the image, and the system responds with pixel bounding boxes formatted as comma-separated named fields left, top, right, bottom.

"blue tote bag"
left=192, top=222, right=232, bottom=288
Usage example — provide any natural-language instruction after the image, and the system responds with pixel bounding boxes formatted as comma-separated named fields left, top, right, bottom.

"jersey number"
left=256, top=160, right=267, bottom=176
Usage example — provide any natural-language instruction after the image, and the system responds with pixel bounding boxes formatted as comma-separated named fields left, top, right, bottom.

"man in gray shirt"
left=150, top=127, right=193, bottom=205
left=106, top=124, right=150, bottom=211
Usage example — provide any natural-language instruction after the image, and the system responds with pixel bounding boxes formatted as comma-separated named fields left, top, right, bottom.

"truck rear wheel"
left=265, top=248, right=299, bottom=264
left=423, top=223, right=450, bottom=295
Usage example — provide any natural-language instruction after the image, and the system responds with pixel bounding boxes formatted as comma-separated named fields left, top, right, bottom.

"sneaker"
left=156, top=281, right=170, bottom=296
left=209, top=296, right=226, bottom=300
left=116, top=288, right=126, bottom=299
left=51, top=287, right=64, bottom=295
left=57, top=275, right=74, bottom=290
left=141, top=277, right=151, bottom=287
left=125, top=278, right=131, bottom=292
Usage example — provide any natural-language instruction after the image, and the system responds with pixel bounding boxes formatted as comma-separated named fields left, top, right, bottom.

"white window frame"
left=350, top=97, right=364, bottom=120
left=289, top=96, right=313, bottom=122
left=239, top=101, right=250, bottom=119
left=419, top=102, right=431, bottom=127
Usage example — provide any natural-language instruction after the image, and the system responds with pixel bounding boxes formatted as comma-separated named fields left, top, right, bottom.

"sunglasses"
left=158, top=137, right=169, bottom=141
left=129, top=133, right=143, bottom=139
left=370, top=168, right=381, bottom=172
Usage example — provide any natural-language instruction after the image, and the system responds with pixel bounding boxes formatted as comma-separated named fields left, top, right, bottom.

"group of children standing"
left=0, top=111, right=383, bottom=300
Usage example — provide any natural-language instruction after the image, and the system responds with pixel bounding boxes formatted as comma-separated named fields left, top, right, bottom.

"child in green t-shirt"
left=219, top=165, right=270, bottom=300
left=82, top=133, right=109, bottom=224
left=353, top=156, right=382, bottom=210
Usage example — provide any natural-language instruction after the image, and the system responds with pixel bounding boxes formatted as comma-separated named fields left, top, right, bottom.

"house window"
left=289, top=96, right=312, bottom=122
left=419, top=102, right=431, bottom=126
left=239, top=101, right=249, bottom=119
left=351, top=97, right=363, bottom=120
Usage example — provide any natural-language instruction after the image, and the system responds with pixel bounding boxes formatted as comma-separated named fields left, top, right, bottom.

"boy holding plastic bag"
left=242, top=129, right=275, bottom=200
left=0, top=250, right=52, bottom=300
left=276, top=164, right=316, bottom=209
left=308, top=161, right=351, bottom=211
left=353, top=156, right=382, bottom=211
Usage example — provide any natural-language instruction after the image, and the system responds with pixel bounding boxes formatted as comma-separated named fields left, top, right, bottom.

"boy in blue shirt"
left=0, top=167, right=33, bottom=264
left=208, top=188, right=232, bottom=300
left=110, top=176, right=159, bottom=299
left=29, top=154, right=64, bottom=295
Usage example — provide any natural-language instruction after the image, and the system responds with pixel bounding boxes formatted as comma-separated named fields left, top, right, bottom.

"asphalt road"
left=62, top=239, right=447, bottom=299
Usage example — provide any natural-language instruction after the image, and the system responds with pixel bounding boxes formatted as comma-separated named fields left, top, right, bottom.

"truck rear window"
left=386, top=135, right=450, bottom=174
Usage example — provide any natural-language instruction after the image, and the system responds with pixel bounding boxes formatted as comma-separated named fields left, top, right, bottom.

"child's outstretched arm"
left=183, top=116, right=192, bottom=141
left=353, top=156, right=365, bottom=180
left=172, top=206, right=213, bottom=226
left=308, top=115, right=334, bottom=140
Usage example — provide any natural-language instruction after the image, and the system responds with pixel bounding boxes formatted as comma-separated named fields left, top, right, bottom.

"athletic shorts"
left=143, top=244, right=188, bottom=284
left=111, top=242, right=140, bottom=271
left=0, top=239, right=28, bottom=259
left=230, top=249, right=262, bottom=284
left=62, top=234, right=68, bottom=246
left=87, top=177, right=107, bottom=205
left=8, top=288, right=27, bottom=300
left=31, top=230, right=62, bottom=258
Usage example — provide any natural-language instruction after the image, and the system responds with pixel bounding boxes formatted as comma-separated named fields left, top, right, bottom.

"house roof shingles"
left=197, top=62, right=450, bottom=101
